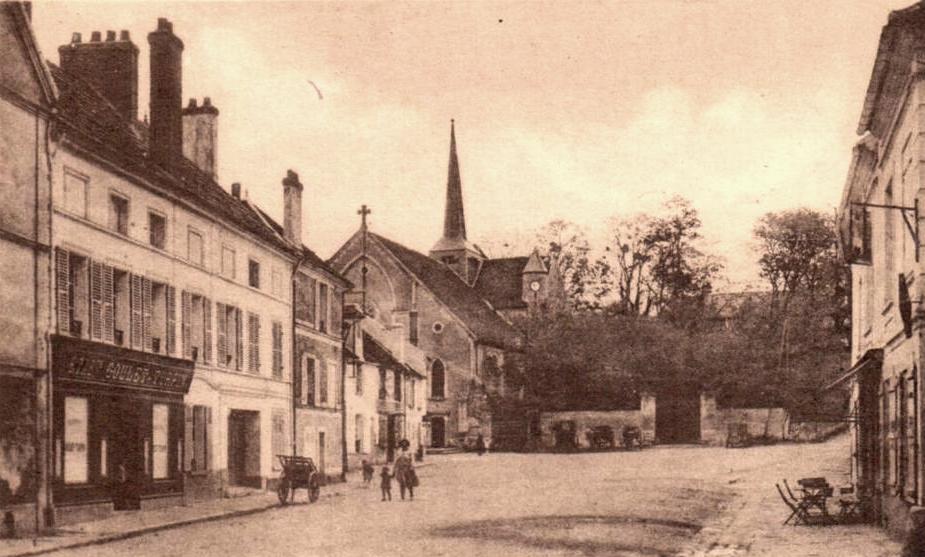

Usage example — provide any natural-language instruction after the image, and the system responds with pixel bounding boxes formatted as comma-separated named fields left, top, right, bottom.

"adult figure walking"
left=476, top=433, right=486, bottom=456
left=394, top=445, right=417, bottom=501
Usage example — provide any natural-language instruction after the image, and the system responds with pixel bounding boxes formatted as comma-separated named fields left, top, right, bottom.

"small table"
left=797, top=478, right=833, bottom=521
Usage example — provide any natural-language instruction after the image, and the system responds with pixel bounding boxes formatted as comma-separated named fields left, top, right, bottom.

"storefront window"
left=152, top=404, right=169, bottom=479
left=64, top=397, right=89, bottom=484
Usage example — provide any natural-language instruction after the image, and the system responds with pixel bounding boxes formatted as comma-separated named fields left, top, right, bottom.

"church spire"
left=443, top=119, right=466, bottom=240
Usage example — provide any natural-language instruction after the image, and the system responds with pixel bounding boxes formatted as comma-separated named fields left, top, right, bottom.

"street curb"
left=4, top=502, right=280, bottom=557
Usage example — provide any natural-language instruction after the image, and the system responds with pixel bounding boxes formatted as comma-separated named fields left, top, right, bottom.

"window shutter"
left=248, top=313, right=260, bottom=373
left=181, top=291, right=191, bottom=358
left=184, top=405, right=194, bottom=472
left=130, top=274, right=143, bottom=349
left=272, top=322, right=283, bottom=379
left=55, top=248, right=70, bottom=335
left=205, top=406, right=212, bottom=471
left=235, top=308, right=243, bottom=371
left=293, top=355, right=302, bottom=402
left=142, top=278, right=153, bottom=351
left=166, top=285, right=176, bottom=355
left=203, top=298, right=212, bottom=363
left=102, top=265, right=114, bottom=343
left=216, top=302, right=227, bottom=366
left=90, top=260, right=103, bottom=340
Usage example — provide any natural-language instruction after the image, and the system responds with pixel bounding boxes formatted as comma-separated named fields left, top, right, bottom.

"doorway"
left=655, top=389, right=701, bottom=444
left=227, top=410, right=261, bottom=487
left=110, top=397, right=144, bottom=510
left=431, top=417, right=445, bottom=449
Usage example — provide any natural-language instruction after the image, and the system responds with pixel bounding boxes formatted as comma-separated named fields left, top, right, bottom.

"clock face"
left=530, top=280, right=541, bottom=292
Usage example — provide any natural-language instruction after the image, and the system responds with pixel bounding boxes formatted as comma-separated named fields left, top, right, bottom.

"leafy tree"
left=535, top=220, right=611, bottom=310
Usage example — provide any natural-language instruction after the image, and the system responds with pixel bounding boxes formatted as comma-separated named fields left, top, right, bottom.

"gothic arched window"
left=431, top=359, right=446, bottom=399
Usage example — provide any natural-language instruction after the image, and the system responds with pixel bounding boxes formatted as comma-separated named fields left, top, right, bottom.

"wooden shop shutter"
left=906, top=370, right=918, bottom=499
left=235, top=308, right=243, bottom=371
left=203, top=298, right=212, bottom=363
left=142, top=277, right=153, bottom=351
left=130, top=274, right=143, bottom=349
left=216, top=302, right=227, bottom=366
left=55, top=248, right=70, bottom=335
left=248, top=312, right=260, bottom=373
left=102, top=265, right=114, bottom=343
left=184, top=405, right=194, bottom=472
left=181, top=291, right=192, bottom=358
left=90, top=260, right=103, bottom=340
left=166, top=285, right=176, bottom=355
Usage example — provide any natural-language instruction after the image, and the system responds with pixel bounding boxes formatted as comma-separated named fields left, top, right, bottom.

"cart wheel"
left=309, top=476, right=320, bottom=503
left=277, top=479, right=290, bottom=505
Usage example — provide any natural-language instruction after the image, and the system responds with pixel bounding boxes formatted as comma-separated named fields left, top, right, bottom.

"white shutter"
left=181, top=291, right=192, bottom=358
left=216, top=302, right=227, bottom=366
left=203, top=298, right=212, bottom=363
left=55, top=248, right=70, bottom=335
left=142, top=278, right=153, bottom=351
left=130, top=274, right=143, bottom=349
left=90, top=260, right=103, bottom=340
left=166, top=285, right=176, bottom=355
left=102, top=265, right=114, bottom=343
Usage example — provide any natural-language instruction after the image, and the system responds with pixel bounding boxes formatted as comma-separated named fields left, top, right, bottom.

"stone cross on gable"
left=357, top=204, right=371, bottom=230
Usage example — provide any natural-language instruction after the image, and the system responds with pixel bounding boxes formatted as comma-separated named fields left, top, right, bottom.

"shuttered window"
left=216, top=302, right=227, bottom=366
left=234, top=308, right=243, bottom=371
left=319, top=361, right=328, bottom=405
left=102, top=265, right=114, bottom=343
left=130, top=274, right=144, bottom=349
left=90, top=261, right=103, bottom=340
left=55, top=248, right=71, bottom=335
left=166, top=286, right=176, bottom=355
left=181, top=291, right=192, bottom=358
left=142, top=278, right=153, bottom=351
left=271, top=322, right=283, bottom=379
left=202, top=298, right=212, bottom=363
left=304, top=358, right=315, bottom=406
left=247, top=313, right=260, bottom=373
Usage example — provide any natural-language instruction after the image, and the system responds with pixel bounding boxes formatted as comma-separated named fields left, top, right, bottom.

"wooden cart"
left=276, top=455, right=321, bottom=505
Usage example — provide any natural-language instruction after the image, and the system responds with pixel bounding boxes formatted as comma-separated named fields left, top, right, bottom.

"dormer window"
left=441, top=256, right=459, bottom=266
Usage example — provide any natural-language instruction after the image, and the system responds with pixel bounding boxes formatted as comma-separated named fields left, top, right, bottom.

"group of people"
left=362, top=446, right=418, bottom=502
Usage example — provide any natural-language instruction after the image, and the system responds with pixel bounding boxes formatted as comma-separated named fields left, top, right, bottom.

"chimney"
left=58, top=28, right=139, bottom=121
left=282, top=170, right=303, bottom=244
left=231, top=182, right=241, bottom=199
left=182, top=97, right=219, bottom=180
left=148, top=18, right=184, bottom=167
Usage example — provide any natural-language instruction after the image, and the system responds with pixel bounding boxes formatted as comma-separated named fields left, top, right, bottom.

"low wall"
left=700, top=393, right=788, bottom=446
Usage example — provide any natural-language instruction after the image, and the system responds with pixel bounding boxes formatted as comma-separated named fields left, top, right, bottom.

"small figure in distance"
left=380, top=466, right=392, bottom=502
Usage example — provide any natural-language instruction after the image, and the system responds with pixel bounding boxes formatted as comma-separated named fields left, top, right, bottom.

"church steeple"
left=431, top=119, right=484, bottom=284
left=444, top=119, right=466, bottom=241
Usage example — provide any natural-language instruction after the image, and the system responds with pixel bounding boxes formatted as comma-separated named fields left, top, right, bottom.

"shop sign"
left=53, top=335, right=194, bottom=394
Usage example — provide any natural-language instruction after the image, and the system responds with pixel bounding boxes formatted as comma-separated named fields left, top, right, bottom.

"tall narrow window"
left=248, top=259, right=261, bottom=289
left=394, top=369, right=402, bottom=402
left=152, top=404, right=169, bottom=479
left=320, top=361, right=329, bottom=405
left=188, top=228, right=204, bottom=267
left=148, top=211, right=166, bottom=249
left=318, top=283, right=329, bottom=333
left=63, top=397, right=89, bottom=484
left=109, top=193, right=129, bottom=236
left=272, top=322, right=283, bottom=378
left=431, top=360, right=445, bottom=399
left=63, top=170, right=87, bottom=217
left=247, top=313, right=260, bottom=373
left=113, top=269, right=129, bottom=346
left=304, top=357, right=316, bottom=406
left=409, top=311, right=419, bottom=346
left=202, top=297, right=212, bottom=363
left=356, top=365, right=363, bottom=395
left=221, top=246, right=236, bottom=279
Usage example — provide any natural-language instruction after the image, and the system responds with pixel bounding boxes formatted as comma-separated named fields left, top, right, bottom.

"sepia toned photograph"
left=1, top=1, right=923, bottom=555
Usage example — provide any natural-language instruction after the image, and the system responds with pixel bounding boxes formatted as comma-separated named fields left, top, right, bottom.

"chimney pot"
left=106, top=30, right=116, bottom=42
left=157, top=18, right=172, bottom=32
left=231, top=182, right=241, bottom=199
left=71, top=32, right=82, bottom=44
left=120, top=30, right=130, bottom=41
left=90, top=31, right=101, bottom=42
left=187, top=98, right=198, bottom=108
left=282, top=170, right=304, bottom=243
left=203, top=96, right=212, bottom=107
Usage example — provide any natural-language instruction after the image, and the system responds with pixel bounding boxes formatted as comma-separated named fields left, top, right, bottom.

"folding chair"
left=776, top=483, right=807, bottom=525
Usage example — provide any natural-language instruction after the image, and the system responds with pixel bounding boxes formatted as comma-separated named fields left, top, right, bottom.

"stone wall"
left=699, top=393, right=788, bottom=446
left=539, top=399, right=655, bottom=450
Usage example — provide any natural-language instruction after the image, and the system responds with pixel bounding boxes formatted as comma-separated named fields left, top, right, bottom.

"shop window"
left=108, top=193, right=129, bottom=236
left=63, top=397, right=89, bottom=484
left=431, top=360, right=446, bottom=399
left=152, top=404, right=169, bottom=479
left=247, top=313, right=261, bottom=373
left=148, top=211, right=166, bottom=249
left=271, top=322, right=283, bottom=378
left=188, top=228, right=204, bottom=267
left=63, top=169, right=87, bottom=217
left=318, top=283, right=329, bottom=333
left=221, top=245, right=236, bottom=279
left=248, top=259, right=260, bottom=289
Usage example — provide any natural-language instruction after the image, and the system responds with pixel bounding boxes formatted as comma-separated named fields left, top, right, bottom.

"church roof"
left=48, top=62, right=299, bottom=258
left=369, top=233, right=521, bottom=350
left=473, top=257, right=529, bottom=310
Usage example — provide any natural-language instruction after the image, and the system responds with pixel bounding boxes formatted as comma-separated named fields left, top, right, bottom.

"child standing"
left=380, top=466, right=392, bottom=501
left=362, top=460, right=374, bottom=484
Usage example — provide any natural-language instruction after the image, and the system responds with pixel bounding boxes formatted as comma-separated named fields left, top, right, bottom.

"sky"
left=29, top=1, right=915, bottom=289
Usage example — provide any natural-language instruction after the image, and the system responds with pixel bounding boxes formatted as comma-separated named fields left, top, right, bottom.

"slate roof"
left=369, top=233, right=521, bottom=350
left=362, top=332, right=403, bottom=369
left=48, top=63, right=299, bottom=258
left=473, top=257, right=528, bottom=310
